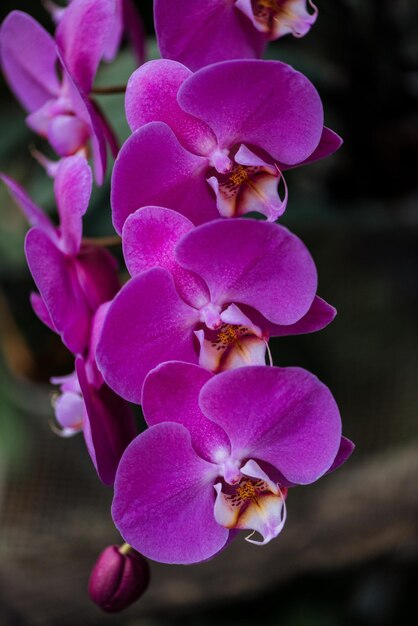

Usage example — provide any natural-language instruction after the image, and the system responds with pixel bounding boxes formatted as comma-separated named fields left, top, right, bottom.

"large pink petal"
left=176, top=219, right=317, bottom=325
left=56, top=0, right=115, bottom=93
left=76, top=357, right=136, bottom=486
left=142, top=361, right=230, bottom=462
left=0, top=11, right=60, bottom=112
left=96, top=268, right=200, bottom=404
left=122, top=206, right=209, bottom=308
left=125, top=60, right=216, bottom=155
left=54, top=156, right=92, bottom=255
left=178, top=60, right=323, bottom=165
left=112, top=423, right=228, bottom=564
left=155, top=0, right=265, bottom=71
left=25, top=228, right=90, bottom=354
left=199, top=366, right=342, bottom=484
left=111, top=122, right=217, bottom=234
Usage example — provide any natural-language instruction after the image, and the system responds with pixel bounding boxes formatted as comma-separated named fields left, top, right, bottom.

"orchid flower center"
left=195, top=305, right=270, bottom=373
left=214, top=460, right=287, bottom=545
left=246, top=0, right=318, bottom=38
left=207, top=144, right=287, bottom=221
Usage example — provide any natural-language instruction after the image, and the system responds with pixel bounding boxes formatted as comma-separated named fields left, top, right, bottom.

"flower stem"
left=83, top=235, right=122, bottom=248
left=92, top=85, right=126, bottom=95
left=118, top=543, right=132, bottom=556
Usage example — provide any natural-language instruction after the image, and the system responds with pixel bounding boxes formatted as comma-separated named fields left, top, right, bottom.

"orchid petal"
left=0, top=11, right=60, bottom=112
left=112, top=423, right=228, bottom=564
left=111, top=122, right=217, bottom=234
left=56, top=0, right=115, bottom=93
left=281, top=127, right=343, bottom=170
left=76, top=357, right=137, bottom=486
left=25, top=228, right=90, bottom=354
left=54, top=156, right=92, bottom=255
left=199, top=366, right=342, bottom=484
left=176, top=219, right=317, bottom=325
left=122, top=206, right=209, bottom=308
left=30, top=293, right=56, bottom=332
left=326, top=436, right=355, bottom=474
left=96, top=268, right=199, bottom=404
left=178, top=60, right=323, bottom=165
left=120, top=0, right=146, bottom=64
left=155, top=0, right=265, bottom=71
left=125, top=60, right=216, bottom=155
left=263, top=296, right=336, bottom=337
left=143, top=361, right=231, bottom=462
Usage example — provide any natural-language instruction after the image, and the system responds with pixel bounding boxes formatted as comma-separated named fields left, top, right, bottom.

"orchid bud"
left=88, top=544, right=150, bottom=613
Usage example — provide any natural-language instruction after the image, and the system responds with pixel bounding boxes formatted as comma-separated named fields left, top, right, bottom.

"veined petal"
left=76, top=357, right=136, bottom=486
left=112, top=423, right=228, bottom=564
left=0, top=11, right=60, bottom=112
left=122, top=206, right=209, bottom=308
left=25, top=228, right=91, bottom=354
left=125, top=60, right=216, bottom=155
left=176, top=219, right=317, bottom=326
left=154, top=0, right=265, bottom=72
left=199, top=366, right=342, bottom=485
left=142, top=361, right=231, bottom=462
left=177, top=60, right=323, bottom=165
left=54, top=156, right=92, bottom=255
left=30, top=293, right=57, bottom=332
left=111, top=122, right=218, bottom=234
left=96, top=268, right=200, bottom=404
left=56, top=0, right=115, bottom=93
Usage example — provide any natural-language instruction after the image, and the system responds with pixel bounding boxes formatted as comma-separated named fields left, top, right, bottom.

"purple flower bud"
left=88, top=544, right=150, bottom=613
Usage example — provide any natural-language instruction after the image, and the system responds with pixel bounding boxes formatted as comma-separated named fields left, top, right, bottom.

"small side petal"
left=326, top=436, right=355, bottom=474
left=112, top=423, right=228, bottom=564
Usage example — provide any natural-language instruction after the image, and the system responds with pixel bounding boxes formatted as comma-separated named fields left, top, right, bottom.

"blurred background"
left=0, top=1, right=417, bottom=625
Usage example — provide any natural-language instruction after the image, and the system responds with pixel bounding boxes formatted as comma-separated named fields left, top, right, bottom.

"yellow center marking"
left=237, top=481, right=257, bottom=500
left=230, top=165, right=249, bottom=186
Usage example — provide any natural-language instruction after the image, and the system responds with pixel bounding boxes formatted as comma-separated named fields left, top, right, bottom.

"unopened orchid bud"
left=88, top=544, right=150, bottom=613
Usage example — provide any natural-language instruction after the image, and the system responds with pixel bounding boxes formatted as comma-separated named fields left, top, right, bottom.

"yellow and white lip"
left=195, top=304, right=268, bottom=373
left=213, top=459, right=287, bottom=545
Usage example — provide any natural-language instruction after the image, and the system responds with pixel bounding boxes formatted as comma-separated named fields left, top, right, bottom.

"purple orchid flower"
left=0, top=1, right=118, bottom=183
left=155, top=0, right=318, bottom=71
left=2, top=156, right=135, bottom=484
left=1, top=156, right=119, bottom=355
left=45, top=0, right=146, bottom=65
left=111, top=59, right=342, bottom=232
left=96, top=206, right=336, bottom=404
left=112, top=361, right=354, bottom=564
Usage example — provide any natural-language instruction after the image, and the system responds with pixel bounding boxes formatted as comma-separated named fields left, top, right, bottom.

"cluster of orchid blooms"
left=1, top=0, right=354, bottom=613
